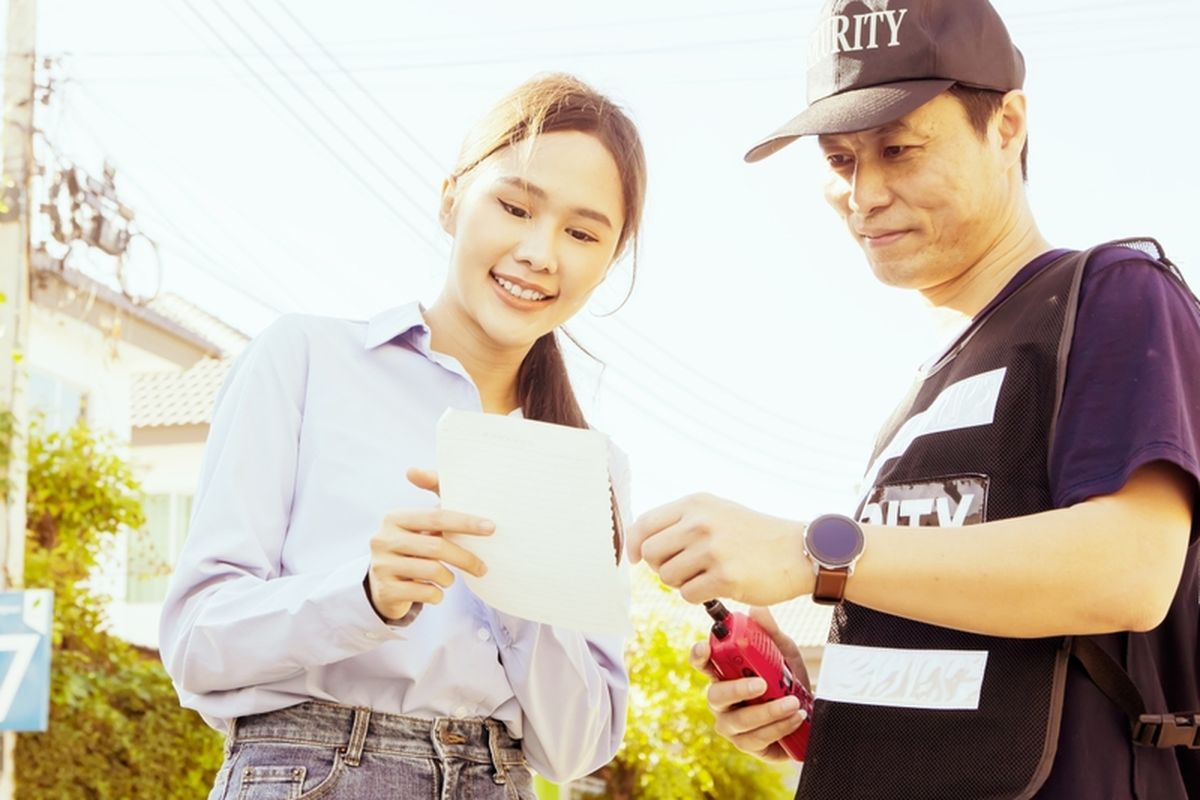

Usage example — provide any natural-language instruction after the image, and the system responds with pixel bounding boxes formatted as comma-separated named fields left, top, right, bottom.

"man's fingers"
left=749, top=606, right=802, bottom=660
left=690, top=640, right=722, bottom=681
left=627, top=501, right=686, bottom=564
left=726, top=709, right=808, bottom=757
left=706, top=676, right=769, bottom=712
left=747, top=606, right=811, bottom=689
left=656, top=544, right=708, bottom=591
left=714, top=694, right=803, bottom=738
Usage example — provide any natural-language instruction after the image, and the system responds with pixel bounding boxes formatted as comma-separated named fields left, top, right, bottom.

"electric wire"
left=176, top=0, right=447, bottom=259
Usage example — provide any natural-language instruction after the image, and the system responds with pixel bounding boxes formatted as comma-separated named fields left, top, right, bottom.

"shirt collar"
left=363, top=302, right=429, bottom=351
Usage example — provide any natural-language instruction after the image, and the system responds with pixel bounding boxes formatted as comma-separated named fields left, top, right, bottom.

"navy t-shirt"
left=977, top=244, right=1200, bottom=799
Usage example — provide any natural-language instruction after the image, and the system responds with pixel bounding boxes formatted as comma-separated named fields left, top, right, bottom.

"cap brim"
left=744, top=79, right=955, bottom=163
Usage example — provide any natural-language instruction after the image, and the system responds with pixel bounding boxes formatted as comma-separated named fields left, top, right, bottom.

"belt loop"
left=343, top=706, right=371, bottom=767
left=484, top=719, right=509, bottom=786
left=224, top=717, right=239, bottom=757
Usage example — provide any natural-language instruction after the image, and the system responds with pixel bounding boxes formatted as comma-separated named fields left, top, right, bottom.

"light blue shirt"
left=158, top=303, right=631, bottom=782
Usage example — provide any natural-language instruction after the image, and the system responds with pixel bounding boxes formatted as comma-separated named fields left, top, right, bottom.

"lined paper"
left=436, top=409, right=631, bottom=636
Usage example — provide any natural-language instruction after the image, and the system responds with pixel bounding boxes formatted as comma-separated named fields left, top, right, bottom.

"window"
left=126, top=493, right=193, bottom=604
left=26, top=368, right=88, bottom=432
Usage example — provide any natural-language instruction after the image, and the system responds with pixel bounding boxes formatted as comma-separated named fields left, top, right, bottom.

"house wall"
left=106, top=438, right=209, bottom=647
left=28, top=305, right=182, bottom=436
left=26, top=304, right=206, bottom=649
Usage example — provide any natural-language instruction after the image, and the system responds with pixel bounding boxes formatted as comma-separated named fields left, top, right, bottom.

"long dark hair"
left=452, top=74, right=647, bottom=556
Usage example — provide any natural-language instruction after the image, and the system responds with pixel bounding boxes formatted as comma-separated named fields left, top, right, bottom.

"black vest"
left=797, top=251, right=1088, bottom=800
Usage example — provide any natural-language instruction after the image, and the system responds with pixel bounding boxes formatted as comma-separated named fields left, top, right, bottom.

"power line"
left=266, top=0, right=446, bottom=177
left=186, top=3, right=865, bottom=460
left=176, top=0, right=446, bottom=260
left=576, top=322, right=868, bottom=468
left=64, top=4, right=805, bottom=58
left=243, top=0, right=443, bottom=186
left=588, top=367, right=857, bottom=492
left=581, top=314, right=867, bottom=452
left=593, top=354, right=865, bottom=480
left=203, top=0, right=443, bottom=236
left=57, top=85, right=307, bottom=312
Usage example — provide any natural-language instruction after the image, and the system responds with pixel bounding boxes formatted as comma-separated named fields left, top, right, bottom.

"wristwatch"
left=803, top=513, right=866, bottom=606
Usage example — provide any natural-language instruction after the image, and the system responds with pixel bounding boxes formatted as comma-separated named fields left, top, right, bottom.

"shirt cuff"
left=362, top=573, right=425, bottom=627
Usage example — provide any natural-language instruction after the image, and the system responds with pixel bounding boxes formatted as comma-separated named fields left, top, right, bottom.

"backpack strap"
left=1059, top=237, right=1200, bottom=750
left=1070, top=638, right=1200, bottom=749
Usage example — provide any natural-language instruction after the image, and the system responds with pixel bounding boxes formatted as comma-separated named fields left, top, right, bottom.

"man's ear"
left=439, top=177, right=457, bottom=235
left=995, top=90, right=1028, bottom=173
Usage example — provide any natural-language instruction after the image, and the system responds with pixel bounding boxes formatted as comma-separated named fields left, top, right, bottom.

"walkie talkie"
left=704, top=599, right=813, bottom=761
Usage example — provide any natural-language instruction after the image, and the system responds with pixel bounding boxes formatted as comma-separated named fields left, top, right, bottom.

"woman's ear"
left=439, top=177, right=458, bottom=235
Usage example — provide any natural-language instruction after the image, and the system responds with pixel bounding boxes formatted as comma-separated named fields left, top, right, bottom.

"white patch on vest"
left=817, top=643, right=989, bottom=710
left=858, top=368, right=1007, bottom=502
left=859, top=476, right=989, bottom=528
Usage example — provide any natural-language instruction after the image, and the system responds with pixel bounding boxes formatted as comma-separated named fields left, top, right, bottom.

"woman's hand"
left=366, top=468, right=494, bottom=621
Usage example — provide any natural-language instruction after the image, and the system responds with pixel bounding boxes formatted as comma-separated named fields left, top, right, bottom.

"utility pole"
left=0, top=0, right=37, bottom=796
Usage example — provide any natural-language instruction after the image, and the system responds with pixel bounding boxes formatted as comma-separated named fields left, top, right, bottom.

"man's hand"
left=690, top=606, right=811, bottom=761
left=628, top=493, right=813, bottom=606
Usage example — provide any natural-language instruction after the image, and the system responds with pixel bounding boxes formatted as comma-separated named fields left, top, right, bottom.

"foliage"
left=13, top=421, right=224, bottom=799
left=0, top=407, right=13, bottom=503
left=594, top=571, right=795, bottom=800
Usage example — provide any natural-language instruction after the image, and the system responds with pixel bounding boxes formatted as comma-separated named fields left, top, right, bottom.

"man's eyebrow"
left=498, top=176, right=613, bottom=229
left=818, top=121, right=914, bottom=148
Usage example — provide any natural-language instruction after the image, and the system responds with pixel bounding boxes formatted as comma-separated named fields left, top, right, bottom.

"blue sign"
left=0, top=590, right=53, bottom=732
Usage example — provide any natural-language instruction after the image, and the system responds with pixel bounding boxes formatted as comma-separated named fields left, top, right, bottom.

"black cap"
left=745, top=0, right=1025, bottom=162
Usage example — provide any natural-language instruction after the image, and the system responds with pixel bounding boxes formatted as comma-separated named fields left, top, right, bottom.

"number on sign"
left=0, top=633, right=40, bottom=720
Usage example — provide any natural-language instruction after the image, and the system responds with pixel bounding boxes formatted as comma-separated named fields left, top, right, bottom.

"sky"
left=7, top=0, right=1200, bottom=522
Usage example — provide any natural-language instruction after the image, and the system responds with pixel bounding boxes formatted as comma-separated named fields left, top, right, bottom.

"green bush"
left=594, top=570, right=795, bottom=800
left=14, top=421, right=224, bottom=799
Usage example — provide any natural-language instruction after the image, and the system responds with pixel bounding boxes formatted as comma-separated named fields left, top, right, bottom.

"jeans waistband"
left=230, top=701, right=525, bottom=783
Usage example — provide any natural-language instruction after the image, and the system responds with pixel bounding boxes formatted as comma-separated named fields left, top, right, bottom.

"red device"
left=704, top=599, right=813, bottom=761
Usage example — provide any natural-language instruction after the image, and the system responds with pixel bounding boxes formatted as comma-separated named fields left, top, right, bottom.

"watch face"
left=806, top=514, right=865, bottom=567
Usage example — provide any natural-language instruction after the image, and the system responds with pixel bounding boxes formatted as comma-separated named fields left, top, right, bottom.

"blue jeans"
left=207, top=701, right=537, bottom=799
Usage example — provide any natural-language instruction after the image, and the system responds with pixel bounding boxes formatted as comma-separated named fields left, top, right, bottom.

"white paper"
left=436, top=409, right=631, bottom=636
left=816, top=643, right=989, bottom=710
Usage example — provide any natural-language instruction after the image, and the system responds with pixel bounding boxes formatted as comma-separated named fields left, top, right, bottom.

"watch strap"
left=812, top=566, right=850, bottom=605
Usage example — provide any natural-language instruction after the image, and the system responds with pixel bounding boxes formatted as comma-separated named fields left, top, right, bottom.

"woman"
left=159, top=73, right=647, bottom=800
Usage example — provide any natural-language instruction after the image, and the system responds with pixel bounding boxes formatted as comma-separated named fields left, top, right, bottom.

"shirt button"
left=454, top=706, right=468, bottom=718
left=476, top=628, right=491, bottom=642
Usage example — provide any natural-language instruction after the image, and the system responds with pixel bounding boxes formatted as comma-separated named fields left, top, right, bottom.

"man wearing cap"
left=627, top=0, right=1199, bottom=797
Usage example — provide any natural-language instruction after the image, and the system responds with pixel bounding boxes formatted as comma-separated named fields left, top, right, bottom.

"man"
left=627, top=1, right=1199, bottom=797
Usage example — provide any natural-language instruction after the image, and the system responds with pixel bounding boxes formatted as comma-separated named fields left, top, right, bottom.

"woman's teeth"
left=494, top=274, right=548, bottom=301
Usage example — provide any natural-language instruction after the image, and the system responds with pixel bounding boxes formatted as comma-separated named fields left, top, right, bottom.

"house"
left=119, top=294, right=250, bottom=646
left=25, top=257, right=247, bottom=647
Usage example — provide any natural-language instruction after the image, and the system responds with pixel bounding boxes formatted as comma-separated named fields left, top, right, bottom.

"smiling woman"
left=157, top=73, right=647, bottom=800
left=433, top=74, right=647, bottom=428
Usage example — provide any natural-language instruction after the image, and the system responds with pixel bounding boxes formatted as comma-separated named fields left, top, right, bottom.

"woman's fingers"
left=406, top=467, right=440, bottom=495
left=379, top=556, right=457, bottom=588
left=383, top=508, right=493, bottom=536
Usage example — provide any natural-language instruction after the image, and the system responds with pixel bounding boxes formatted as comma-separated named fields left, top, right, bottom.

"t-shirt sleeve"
left=1049, top=245, right=1200, bottom=538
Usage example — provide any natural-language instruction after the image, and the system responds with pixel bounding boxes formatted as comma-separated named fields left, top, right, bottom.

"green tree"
left=14, top=421, right=224, bottom=799
left=595, top=572, right=795, bottom=800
